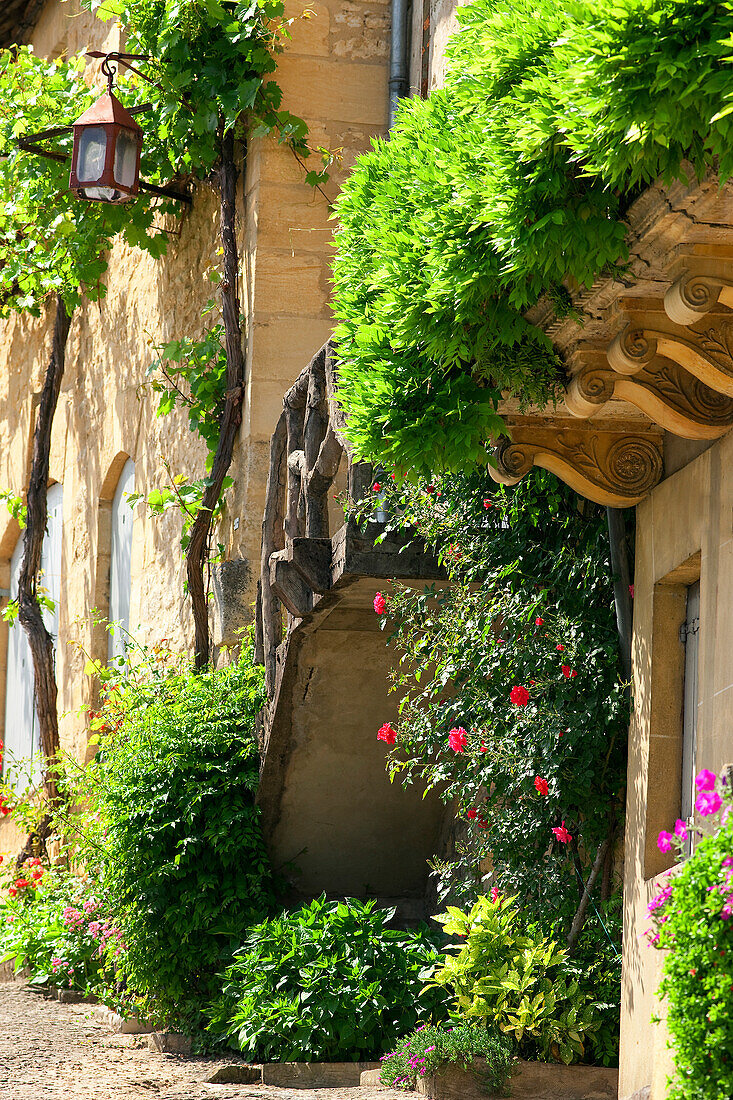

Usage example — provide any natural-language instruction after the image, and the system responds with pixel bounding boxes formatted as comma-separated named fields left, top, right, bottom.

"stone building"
left=0, top=0, right=390, bottom=841
left=4, top=1, right=733, bottom=1097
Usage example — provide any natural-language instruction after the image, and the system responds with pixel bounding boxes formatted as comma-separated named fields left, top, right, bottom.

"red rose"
left=448, top=727, right=468, bottom=753
left=466, top=809, right=478, bottom=820
left=552, top=821, right=572, bottom=844
left=534, top=776, right=549, bottom=796
left=483, top=498, right=492, bottom=509
left=556, top=644, right=564, bottom=651
left=372, top=482, right=381, bottom=492
left=562, top=665, right=577, bottom=679
left=510, top=685, right=529, bottom=707
left=535, top=616, right=544, bottom=626
left=377, top=723, right=397, bottom=745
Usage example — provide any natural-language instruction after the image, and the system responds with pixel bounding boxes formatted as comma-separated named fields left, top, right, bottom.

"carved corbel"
left=665, top=271, right=733, bottom=326
left=566, top=360, right=733, bottom=439
left=607, top=323, right=733, bottom=398
left=490, top=427, right=663, bottom=507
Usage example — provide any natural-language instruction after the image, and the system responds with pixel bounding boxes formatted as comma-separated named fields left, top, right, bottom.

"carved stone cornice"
left=490, top=427, right=663, bottom=507
left=607, top=321, right=733, bottom=397
left=664, top=272, right=733, bottom=326
left=566, top=357, right=733, bottom=439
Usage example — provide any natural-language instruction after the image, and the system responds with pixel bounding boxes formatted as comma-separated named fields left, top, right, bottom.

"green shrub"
left=648, top=771, right=733, bottom=1099
left=332, top=0, right=733, bottom=474
left=379, top=1022, right=513, bottom=1091
left=76, top=635, right=277, bottom=1027
left=207, top=896, right=450, bottom=1060
left=430, top=895, right=611, bottom=1064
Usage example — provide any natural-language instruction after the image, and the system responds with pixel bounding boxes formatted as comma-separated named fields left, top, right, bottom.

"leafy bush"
left=74, top=635, right=276, bottom=1026
left=333, top=0, right=733, bottom=474
left=430, top=895, right=612, bottom=1064
left=368, top=469, right=626, bottom=929
left=379, top=1022, right=513, bottom=1091
left=648, top=770, right=733, bottom=1099
left=0, top=864, right=118, bottom=998
left=208, top=896, right=450, bottom=1060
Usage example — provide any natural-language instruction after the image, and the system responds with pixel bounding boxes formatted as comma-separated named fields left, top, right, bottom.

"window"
left=3, top=483, right=63, bottom=787
left=108, top=459, right=135, bottom=667
left=680, top=579, right=700, bottom=848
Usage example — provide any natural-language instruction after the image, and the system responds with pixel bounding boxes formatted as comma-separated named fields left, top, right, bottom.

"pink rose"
left=373, top=592, right=387, bottom=615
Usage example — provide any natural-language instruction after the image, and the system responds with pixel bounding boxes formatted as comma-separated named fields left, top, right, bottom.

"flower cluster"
left=648, top=768, right=733, bottom=945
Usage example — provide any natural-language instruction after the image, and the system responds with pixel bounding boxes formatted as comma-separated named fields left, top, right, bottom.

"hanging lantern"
left=16, top=52, right=189, bottom=207
left=69, top=87, right=143, bottom=203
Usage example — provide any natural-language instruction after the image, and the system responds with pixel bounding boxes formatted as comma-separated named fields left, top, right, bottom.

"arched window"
left=108, top=459, right=135, bottom=666
left=3, top=483, right=63, bottom=785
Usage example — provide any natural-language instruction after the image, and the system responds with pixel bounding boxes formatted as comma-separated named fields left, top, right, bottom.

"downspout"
left=606, top=506, right=633, bottom=682
left=388, top=0, right=410, bottom=125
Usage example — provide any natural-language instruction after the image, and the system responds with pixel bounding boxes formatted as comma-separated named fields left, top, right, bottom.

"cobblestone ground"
left=0, top=983, right=402, bottom=1100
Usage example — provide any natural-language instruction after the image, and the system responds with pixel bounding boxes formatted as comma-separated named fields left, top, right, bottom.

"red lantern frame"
left=68, top=88, right=144, bottom=203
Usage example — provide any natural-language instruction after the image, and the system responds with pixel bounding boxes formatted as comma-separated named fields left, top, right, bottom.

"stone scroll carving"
left=490, top=428, right=663, bottom=507
left=665, top=271, right=733, bottom=326
left=607, top=324, right=733, bottom=398
left=566, top=359, right=733, bottom=439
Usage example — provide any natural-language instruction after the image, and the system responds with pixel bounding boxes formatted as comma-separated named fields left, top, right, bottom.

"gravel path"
left=0, top=982, right=401, bottom=1100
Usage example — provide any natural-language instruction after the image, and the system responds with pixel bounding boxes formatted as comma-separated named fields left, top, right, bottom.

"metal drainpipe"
left=388, top=0, right=410, bottom=126
left=606, top=506, right=633, bottom=683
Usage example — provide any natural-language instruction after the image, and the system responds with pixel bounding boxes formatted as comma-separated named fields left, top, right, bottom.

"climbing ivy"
left=332, top=0, right=733, bottom=475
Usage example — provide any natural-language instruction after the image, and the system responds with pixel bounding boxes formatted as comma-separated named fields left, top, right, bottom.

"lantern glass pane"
left=76, top=126, right=107, bottom=183
left=114, top=128, right=139, bottom=189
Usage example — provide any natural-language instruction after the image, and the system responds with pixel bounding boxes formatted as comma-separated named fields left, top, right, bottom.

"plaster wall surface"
left=0, top=0, right=388, bottom=855
left=620, top=426, right=733, bottom=1100
left=268, top=618, right=445, bottom=899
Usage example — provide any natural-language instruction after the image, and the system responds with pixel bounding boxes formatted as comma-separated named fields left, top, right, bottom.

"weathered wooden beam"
left=260, top=410, right=287, bottom=694
left=269, top=552, right=314, bottom=618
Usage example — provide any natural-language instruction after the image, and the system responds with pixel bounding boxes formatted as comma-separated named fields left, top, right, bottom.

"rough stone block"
left=211, top=556, right=252, bottom=648
left=55, top=989, right=100, bottom=1005
left=261, top=1061, right=380, bottom=1087
left=205, top=1064, right=263, bottom=1084
left=146, top=1032, right=192, bottom=1055
left=417, top=1058, right=619, bottom=1100
left=360, top=1068, right=383, bottom=1087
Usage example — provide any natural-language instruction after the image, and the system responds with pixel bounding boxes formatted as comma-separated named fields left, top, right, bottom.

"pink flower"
left=535, top=616, right=544, bottom=626
left=629, top=584, right=635, bottom=598
left=491, top=887, right=499, bottom=903
left=657, top=831, right=674, bottom=853
left=510, top=685, right=529, bottom=707
left=377, top=723, right=397, bottom=745
left=534, top=776, right=549, bottom=796
left=373, top=592, right=387, bottom=615
left=695, top=769, right=717, bottom=792
left=674, top=819, right=687, bottom=839
left=552, top=821, right=572, bottom=844
left=696, top=791, right=722, bottom=817
left=483, top=498, right=492, bottom=509
left=448, top=727, right=468, bottom=753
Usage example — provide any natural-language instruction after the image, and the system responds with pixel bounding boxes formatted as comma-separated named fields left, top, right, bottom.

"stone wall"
left=620, top=427, right=733, bottom=1099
